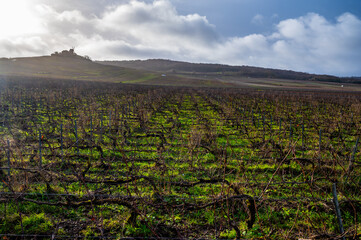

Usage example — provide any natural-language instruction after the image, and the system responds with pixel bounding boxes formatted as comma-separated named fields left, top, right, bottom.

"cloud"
left=212, top=12, right=361, bottom=76
left=251, top=14, right=264, bottom=25
left=0, top=0, right=361, bottom=76
left=268, top=13, right=361, bottom=75
left=0, top=0, right=219, bottom=60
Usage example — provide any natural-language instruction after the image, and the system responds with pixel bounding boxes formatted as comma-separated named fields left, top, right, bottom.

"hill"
left=0, top=52, right=155, bottom=83
left=0, top=52, right=231, bottom=87
left=98, top=59, right=361, bottom=84
left=1, top=52, right=361, bottom=90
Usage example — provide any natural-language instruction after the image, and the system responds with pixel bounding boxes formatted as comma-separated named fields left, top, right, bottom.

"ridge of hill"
left=0, top=53, right=230, bottom=87
left=98, top=59, right=361, bottom=84
left=1, top=52, right=361, bottom=90
left=0, top=53, right=154, bottom=83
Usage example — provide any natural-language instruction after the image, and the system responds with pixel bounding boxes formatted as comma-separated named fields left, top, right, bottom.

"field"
left=0, top=77, right=361, bottom=239
left=3, top=55, right=361, bottom=90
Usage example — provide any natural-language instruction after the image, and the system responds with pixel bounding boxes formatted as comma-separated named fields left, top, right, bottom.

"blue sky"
left=173, top=0, right=361, bottom=36
left=0, top=0, right=361, bottom=76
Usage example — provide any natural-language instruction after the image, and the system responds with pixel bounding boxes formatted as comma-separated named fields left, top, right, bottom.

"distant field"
left=1, top=55, right=361, bottom=91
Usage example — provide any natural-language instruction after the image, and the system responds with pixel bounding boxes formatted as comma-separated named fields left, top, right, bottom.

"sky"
left=0, top=0, right=361, bottom=76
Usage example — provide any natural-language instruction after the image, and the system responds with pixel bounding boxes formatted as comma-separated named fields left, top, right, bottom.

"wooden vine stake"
left=319, top=129, right=322, bottom=152
left=302, top=123, right=305, bottom=158
left=332, top=183, right=345, bottom=240
left=60, top=123, right=64, bottom=164
left=7, top=140, right=11, bottom=178
left=75, top=120, right=79, bottom=155
left=39, top=130, right=42, bottom=168
left=289, top=122, right=292, bottom=147
left=90, top=116, right=93, bottom=143
left=347, top=137, right=359, bottom=176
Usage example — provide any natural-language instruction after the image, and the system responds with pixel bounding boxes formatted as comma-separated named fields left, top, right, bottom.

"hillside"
left=0, top=53, right=154, bottom=83
left=98, top=59, right=361, bottom=84
left=0, top=53, right=232, bottom=87
left=1, top=52, right=361, bottom=90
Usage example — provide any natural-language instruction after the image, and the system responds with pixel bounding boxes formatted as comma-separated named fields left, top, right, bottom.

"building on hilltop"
left=50, top=48, right=91, bottom=61
left=51, top=48, right=76, bottom=57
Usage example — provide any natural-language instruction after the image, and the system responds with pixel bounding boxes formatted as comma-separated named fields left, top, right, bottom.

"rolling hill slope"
left=1, top=53, right=360, bottom=90
left=0, top=54, right=155, bottom=83
left=0, top=54, right=230, bottom=87
left=98, top=59, right=361, bottom=84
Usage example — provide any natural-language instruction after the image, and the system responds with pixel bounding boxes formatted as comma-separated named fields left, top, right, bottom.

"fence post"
left=251, top=109, right=254, bottom=126
left=90, top=116, right=93, bottom=139
left=75, top=120, right=79, bottom=155
left=39, top=130, right=42, bottom=168
left=128, top=103, right=131, bottom=118
left=319, top=129, right=322, bottom=152
left=100, top=115, right=103, bottom=143
left=19, top=95, right=22, bottom=113
left=302, top=124, right=305, bottom=158
left=332, top=183, right=345, bottom=240
left=301, top=123, right=305, bottom=149
left=289, top=122, right=292, bottom=146
left=7, top=140, right=10, bottom=178
left=279, top=118, right=282, bottom=136
left=60, top=123, right=63, bottom=164
left=347, top=137, right=359, bottom=176
left=109, top=110, right=112, bottom=128
left=262, top=114, right=265, bottom=141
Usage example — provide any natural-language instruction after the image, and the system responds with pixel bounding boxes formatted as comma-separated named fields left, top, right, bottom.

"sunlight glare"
left=0, top=0, right=43, bottom=37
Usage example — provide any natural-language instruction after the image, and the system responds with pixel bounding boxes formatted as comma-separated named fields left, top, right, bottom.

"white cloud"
left=0, top=0, right=360, bottom=76
left=267, top=13, right=361, bottom=75
left=251, top=14, right=264, bottom=25
left=213, top=12, right=361, bottom=76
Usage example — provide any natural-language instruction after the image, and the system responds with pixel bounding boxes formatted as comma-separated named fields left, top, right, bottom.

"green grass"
left=0, top=81, right=360, bottom=239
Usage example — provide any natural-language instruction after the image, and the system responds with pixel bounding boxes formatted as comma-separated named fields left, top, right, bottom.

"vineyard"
left=0, top=78, right=360, bottom=239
